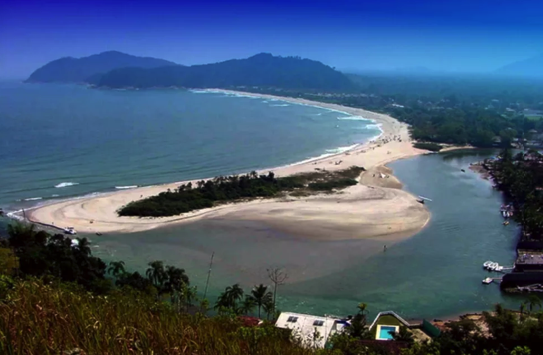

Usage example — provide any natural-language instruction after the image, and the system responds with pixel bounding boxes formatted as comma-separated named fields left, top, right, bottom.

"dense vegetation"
left=96, top=53, right=355, bottom=91
left=118, top=167, right=364, bottom=217
left=26, top=50, right=176, bottom=83
left=2, top=223, right=543, bottom=354
left=488, top=149, right=543, bottom=241
left=245, top=74, right=543, bottom=147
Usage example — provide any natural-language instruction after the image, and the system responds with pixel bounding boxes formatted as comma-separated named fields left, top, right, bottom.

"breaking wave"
left=55, top=182, right=79, bottom=188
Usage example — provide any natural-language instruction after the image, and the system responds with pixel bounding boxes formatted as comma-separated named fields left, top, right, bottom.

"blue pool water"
left=379, top=326, right=396, bottom=340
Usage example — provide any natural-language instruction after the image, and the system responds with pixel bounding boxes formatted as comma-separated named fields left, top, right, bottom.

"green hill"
left=97, top=53, right=355, bottom=91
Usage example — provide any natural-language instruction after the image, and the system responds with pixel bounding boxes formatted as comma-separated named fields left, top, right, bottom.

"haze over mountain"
left=28, top=52, right=355, bottom=91
left=26, top=51, right=177, bottom=83
left=495, top=53, right=543, bottom=77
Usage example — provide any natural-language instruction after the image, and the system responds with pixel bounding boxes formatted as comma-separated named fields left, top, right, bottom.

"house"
left=368, top=311, right=436, bottom=342
left=275, top=312, right=348, bottom=348
left=369, top=311, right=412, bottom=340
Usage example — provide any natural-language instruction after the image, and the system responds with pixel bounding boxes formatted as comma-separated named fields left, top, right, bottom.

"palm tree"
left=107, top=261, right=126, bottom=278
left=164, top=265, right=190, bottom=306
left=249, top=284, right=273, bottom=318
left=146, top=261, right=166, bottom=295
left=240, top=296, right=256, bottom=315
left=215, top=283, right=244, bottom=312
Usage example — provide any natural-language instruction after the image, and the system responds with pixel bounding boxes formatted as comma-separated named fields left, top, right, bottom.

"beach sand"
left=28, top=90, right=442, bottom=241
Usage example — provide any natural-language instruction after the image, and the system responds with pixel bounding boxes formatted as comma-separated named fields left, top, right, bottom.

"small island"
left=118, top=167, right=365, bottom=217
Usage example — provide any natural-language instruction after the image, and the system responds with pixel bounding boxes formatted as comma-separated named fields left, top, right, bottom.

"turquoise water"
left=379, top=326, right=396, bottom=340
left=0, top=81, right=379, bottom=212
left=0, top=81, right=523, bottom=320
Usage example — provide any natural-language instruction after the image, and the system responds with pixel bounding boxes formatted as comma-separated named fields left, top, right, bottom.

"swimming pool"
left=378, top=326, right=396, bottom=340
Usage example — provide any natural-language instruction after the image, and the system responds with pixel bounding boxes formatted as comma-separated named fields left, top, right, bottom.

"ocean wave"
left=365, top=124, right=382, bottom=129
left=270, top=104, right=289, bottom=107
left=115, top=185, right=138, bottom=189
left=336, top=116, right=368, bottom=121
left=55, top=182, right=79, bottom=188
left=24, top=197, right=42, bottom=201
left=262, top=100, right=268, bottom=103
left=325, top=144, right=359, bottom=154
left=51, top=194, right=59, bottom=197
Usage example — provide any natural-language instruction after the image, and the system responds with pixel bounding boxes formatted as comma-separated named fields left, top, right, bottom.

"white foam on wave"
left=270, top=104, right=290, bottom=107
left=52, top=194, right=59, bottom=197
left=262, top=100, right=268, bottom=103
left=336, top=116, right=368, bottom=121
left=115, top=185, right=138, bottom=189
left=325, top=144, right=359, bottom=154
left=24, top=197, right=42, bottom=201
left=55, top=182, right=79, bottom=188
left=365, top=123, right=382, bottom=130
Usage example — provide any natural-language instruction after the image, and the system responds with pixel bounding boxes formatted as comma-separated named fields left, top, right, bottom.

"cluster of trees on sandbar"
left=119, top=167, right=364, bottom=217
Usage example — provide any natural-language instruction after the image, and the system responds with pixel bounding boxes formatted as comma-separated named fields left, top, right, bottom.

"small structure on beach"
left=275, top=312, right=348, bottom=348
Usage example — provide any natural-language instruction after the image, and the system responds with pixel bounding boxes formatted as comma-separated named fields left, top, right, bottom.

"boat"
left=461, top=169, right=465, bottom=172
left=416, top=198, right=425, bottom=204
left=483, top=261, right=492, bottom=269
left=96, top=232, right=103, bottom=236
left=503, top=221, right=510, bottom=226
left=63, top=227, right=77, bottom=235
left=417, top=195, right=432, bottom=204
left=482, top=277, right=493, bottom=284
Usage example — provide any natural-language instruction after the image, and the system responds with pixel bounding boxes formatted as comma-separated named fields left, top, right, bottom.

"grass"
left=0, top=278, right=330, bottom=355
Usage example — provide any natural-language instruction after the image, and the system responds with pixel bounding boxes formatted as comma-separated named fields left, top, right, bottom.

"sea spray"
left=55, top=182, right=79, bottom=188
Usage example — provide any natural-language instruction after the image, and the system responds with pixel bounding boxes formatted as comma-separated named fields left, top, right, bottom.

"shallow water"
left=90, top=150, right=522, bottom=320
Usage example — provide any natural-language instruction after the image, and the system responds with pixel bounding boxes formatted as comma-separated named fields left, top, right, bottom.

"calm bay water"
left=0, top=81, right=522, bottom=319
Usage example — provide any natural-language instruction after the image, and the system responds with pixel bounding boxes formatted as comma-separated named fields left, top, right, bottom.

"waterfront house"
left=368, top=311, right=437, bottom=342
left=275, top=312, right=348, bottom=348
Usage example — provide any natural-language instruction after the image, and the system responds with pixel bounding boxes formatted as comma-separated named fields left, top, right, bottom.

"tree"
left=249, top=284, right=273, bottom=318
left=240, top=296, right=257, bottom=315
left=348, top=303, right=371, bottom=339
left=107, top=261, right=126, bottom=278
left=215, top=283, right=244, bottom=313
left=164, top=265, right=190, bottom=308
left=146, top=261, right=166, bottom=296
left=267, top=268, right=288, bottom=313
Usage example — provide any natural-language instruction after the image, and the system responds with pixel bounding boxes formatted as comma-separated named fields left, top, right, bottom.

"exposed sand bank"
left=28, top=90, right=444, bottom=240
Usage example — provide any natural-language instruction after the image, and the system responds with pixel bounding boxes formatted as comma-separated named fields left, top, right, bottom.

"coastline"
left=25, top=90, right=454, bottom=241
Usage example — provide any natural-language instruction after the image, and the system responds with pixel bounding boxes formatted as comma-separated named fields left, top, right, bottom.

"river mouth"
left=87, top=149, right=521, bottom=319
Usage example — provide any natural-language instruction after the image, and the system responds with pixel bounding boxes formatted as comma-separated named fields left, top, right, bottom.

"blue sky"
left=1, top=0, right=543, bottom=78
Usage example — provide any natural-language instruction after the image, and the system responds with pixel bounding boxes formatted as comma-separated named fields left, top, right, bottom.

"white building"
left=275, top=312, right=348, bottom=348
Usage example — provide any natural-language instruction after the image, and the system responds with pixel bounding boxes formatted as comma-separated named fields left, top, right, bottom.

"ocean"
left=0, top=81, right=380, bottom=212
left=0, top=81, right=522, bottom=319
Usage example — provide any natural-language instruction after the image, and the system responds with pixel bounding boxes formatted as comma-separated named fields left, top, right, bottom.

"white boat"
left=63, top=227, right=77, bottom=235
left=482, top=277, right=493, bottom=284
left=483, top=261, right=492, bottom=268
left=496, top=266, right=504, bottom=272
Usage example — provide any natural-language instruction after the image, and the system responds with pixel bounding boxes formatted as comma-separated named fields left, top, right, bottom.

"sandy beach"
left=28, top=90, right=441, bottom=240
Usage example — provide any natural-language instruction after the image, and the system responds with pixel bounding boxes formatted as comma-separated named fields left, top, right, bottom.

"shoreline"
left=22, top=90, right=461, bottom=241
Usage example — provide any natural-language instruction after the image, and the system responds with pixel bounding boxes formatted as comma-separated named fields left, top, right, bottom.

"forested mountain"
left=96, top=53, right=355, bottom=91
left=26, top=51, right=177, bottom=83
left=495, top=53, right=543, bottom=77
